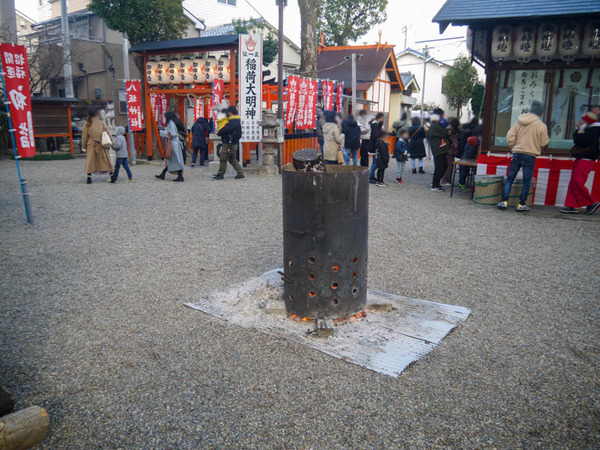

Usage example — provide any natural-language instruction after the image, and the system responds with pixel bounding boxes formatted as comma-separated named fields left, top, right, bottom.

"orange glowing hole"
left=309, top=291, right=316, bottom=298
left=331, top=282, right=339, bottom=290
left=352, top=257, right=358, bottom=264
left=308, top=274, right=315, bottom=281
left=352, top=271, right=358, bottom=278
left=332, top=265, right=339, bottom=273
left=289, top=294, right=294, bottom=301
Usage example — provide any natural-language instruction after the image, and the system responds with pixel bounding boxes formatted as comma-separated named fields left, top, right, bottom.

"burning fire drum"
left=282, top=150, right=369, bottom=319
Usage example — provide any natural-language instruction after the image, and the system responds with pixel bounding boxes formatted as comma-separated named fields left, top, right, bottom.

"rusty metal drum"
left=282, top=164, right=369, bottom=319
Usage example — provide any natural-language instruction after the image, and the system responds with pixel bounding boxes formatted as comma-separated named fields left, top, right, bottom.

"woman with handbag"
left=155, top=111, right=185, bottom=182
left=82, top=107, right=114, bottom=184
left=323, top=110, right=344, bottom=165
left=560, top=111, right=600, bottom=215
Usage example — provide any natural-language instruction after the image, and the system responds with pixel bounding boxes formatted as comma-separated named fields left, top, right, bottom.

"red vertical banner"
left=306, top=79, right=318, bottom=129
left=285, top=75, right=299, bottom=130
left=194, top=98, right=204, bottom=120
left=1, top=44, right=35, bottom=157
left=322, top=80, right=334, bottom=111
left=160, top=94, right=167, bottom=126
left=296, top=77, right=308, bottom=130
left=336, top=82, right=344, bottom=113
left=124, top=80, right=143, bottom=131
left=149, top=93, right=159, bottom=125
left=206, top=98, right=213, bottom=123
left=212, top=78, right=224, bottom=131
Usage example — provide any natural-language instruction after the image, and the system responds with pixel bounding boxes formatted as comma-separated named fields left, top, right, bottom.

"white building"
left=183, top=0, right=258, bottom=29
left=396, top=47, right=473, bottom=119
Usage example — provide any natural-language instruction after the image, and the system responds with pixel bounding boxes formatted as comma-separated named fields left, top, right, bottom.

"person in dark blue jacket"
left=393, top=129, right=409, bottom=184
left=342, top=114, right=361, bottom=166
left=191, top=116, right=209, bottom=167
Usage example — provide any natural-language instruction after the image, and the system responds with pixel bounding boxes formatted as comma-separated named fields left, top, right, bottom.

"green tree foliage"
left=317, top=0, right=388, bottom=46
left=442, top=56, right=479, bottom=118
left=232, top=19, right=278, bottom=66
left=471, top=82, right=485, bottom=118
left=89, top=0, right=188, bottom=45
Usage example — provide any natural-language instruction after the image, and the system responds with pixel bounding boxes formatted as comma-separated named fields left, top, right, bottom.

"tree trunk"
left=298, top=0, right=318, bottom=78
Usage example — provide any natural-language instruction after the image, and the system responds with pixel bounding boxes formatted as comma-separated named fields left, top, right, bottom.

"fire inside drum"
left=282, top=164, right=369, bottom=319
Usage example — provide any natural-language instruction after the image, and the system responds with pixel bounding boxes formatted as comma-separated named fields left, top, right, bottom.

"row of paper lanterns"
left=491, top=21, right=600, bottom=63
left=146, top=54, right=231, bottom=85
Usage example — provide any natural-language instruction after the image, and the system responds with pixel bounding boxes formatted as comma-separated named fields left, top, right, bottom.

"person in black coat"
left=375, top=131, right=391, bottom=186
left=368, top=112, right=385, bottom=182
left=408, top=117, right=426, bottom=174
left=173, top=113, right=188, bottom=164
left=214, top=106, right=244, bottom=180
left=342, top=114, right=361, bottom=166
left=191, top=116, right=209, bottom=167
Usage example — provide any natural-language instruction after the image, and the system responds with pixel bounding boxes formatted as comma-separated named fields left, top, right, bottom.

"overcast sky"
left=18, top=0, right=468, bottom=62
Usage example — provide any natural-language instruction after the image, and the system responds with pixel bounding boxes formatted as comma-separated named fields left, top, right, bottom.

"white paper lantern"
left=536, top=23, right=558, bottom=62
left=559, top=23, right=582, bottom=61
left=156, top=60, right=170, bottom=85
left=217, top=54, right=231, bottom=83
left=191, top=57, right=206, bottom=84
left=204, top=55, right=218, bottom=83
left=582, top=21, right=600, bottom=59
left=178, top=58, right=193, bottom=84
left=491, top=25, right=512, bottom=62
left=514, top=24, right=536, bottom=63
left=167, top=59, right=178, bottom=85
left=146, top=60, right=159, bottom=85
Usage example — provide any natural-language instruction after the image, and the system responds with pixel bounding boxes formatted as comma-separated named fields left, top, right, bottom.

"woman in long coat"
left=82, top=108, right=114, bottom=184
left=155, top=111, right=185, bottom=182
left=408, top=116, right=427, bottom=174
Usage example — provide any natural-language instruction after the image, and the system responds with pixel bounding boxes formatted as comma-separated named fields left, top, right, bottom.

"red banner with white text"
left=296, top=77, right=309, bottom=130
left=160, top=94, right=167, bottom=126
left=212, top=78, right=224, bottom=130
left=306, top=79, right=318, bottom=129
left=124, top=80, right=143, bottom=131
left=336, top=82, right=344, bottom=113
left=1, top=44, right=35, bottom=157
left=285, top=75, right=299, bottom=130
left=322, top=80, right=334, bottom=111
left=194, top=98, right=204, bottom=121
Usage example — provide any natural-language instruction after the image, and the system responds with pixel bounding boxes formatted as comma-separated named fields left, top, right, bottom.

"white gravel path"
left=0, top=158, right=598, bottom=448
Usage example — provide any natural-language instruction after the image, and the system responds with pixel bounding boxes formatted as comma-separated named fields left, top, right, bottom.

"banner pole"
left=0, top=65, right=33, bottom=224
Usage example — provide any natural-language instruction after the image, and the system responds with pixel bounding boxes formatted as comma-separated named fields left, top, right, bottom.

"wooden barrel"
left=474, top=175, right=504, bottom=205
left=507, top=177, right=535, bottom=207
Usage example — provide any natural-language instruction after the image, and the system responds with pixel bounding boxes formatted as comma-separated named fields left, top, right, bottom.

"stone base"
left=259, top=166, right=279, bottom=176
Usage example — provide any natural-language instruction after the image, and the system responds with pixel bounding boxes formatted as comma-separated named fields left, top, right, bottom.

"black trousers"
left=360, top=139, right=370, bottom=167
left=376, top=168, right=385, bottom=183
left=432, top=153, right=448, bottom=188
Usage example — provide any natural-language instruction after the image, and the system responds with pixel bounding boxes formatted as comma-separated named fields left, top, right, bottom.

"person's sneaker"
left=129, top=178, right=134, bottom=183
left=213, top=174, right=224, bottom=180
left=516, top=204, right=531, bottom=212
left=86, top=177, right=92, bottom=184
left=418, top=168, right=425, bottom=174
left=560, top=207, right=579, bottom=214
left=235, top=174, right=245, bottom=179
left=375, top=182, right=386, bottom=187
left=369, top=178, right=377, bottom=184
left=431, top=186, right=445, bottom=192
left=586, top=202, right=599, bottom=215
left=442, top=182, right=452, bottom=186
left=190, top=163, right=195, bottom=167
left=412, top=168, right=417, bottom=174
left=497, top=201, right=508, bottom=210
left=109, top=178, right=116, bottom=183
left=457, top=182, right=467, bottom=190
left=395, top=178, right=402, bottom=184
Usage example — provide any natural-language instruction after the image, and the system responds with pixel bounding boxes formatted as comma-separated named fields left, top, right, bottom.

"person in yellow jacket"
left=497, top=100, right=549, bottom=212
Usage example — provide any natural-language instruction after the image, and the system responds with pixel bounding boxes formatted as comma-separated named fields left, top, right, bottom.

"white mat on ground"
left=185, top=269, right=470, bottom=377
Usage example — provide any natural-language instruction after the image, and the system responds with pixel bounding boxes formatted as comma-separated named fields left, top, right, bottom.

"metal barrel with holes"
left=282, top=163, right=369, bottom=319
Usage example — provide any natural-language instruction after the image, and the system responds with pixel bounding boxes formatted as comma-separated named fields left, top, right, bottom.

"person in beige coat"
left=323, top=111, right=344, bottom=164
left=497, top=100, right=549, bottom=212
left=82, top=108, right=114, bottom=184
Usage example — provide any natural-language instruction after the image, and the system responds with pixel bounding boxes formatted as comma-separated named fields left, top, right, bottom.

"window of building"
left=118, top=89, right=127, bottom=114
left=218, top=0, right=237, bottom=5
left=441, top=76, right=446, bottom=94
left=492, top=68, right=600, bottom=152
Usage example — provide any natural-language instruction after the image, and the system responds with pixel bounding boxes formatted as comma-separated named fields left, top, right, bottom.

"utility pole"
left=420, top=45, right=428, bottom=120
left=351, top=53, right=357, bottom=114
left=276, top=0, right=286, bottom=173
left=122, top=36, right=136, bottom=165
left=60, top=0, right=74, bottom=98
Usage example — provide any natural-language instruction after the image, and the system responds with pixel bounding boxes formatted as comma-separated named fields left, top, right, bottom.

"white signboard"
left=239, top=34, right=263, bottom=142
left=511, top=70, right=545, bottom=124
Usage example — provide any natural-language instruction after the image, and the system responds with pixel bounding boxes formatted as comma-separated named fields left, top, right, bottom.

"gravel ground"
left=1, top=157, right=598, bottom=448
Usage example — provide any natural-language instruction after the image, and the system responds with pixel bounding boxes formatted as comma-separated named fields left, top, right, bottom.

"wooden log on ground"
left=292, top=148, right=325, bottom=173
left=0, top=406, right=50, bottom=450
left=0, top=387, right=14, bottom=417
